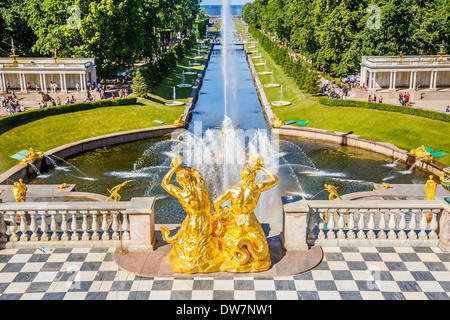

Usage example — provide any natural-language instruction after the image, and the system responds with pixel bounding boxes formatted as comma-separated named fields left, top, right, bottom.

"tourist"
left=36, top=84, right=40, bottom=93
left=56, top=97, right=61, bottom=105
left=65, top=96, right=70, bottom=104
left=111, top=93, right=115, bottom=100
left=76, top=82, right=81, bottom=92
left=379, top=96, right=383, bottom=103
left=446, top=106, right=449, bottom=113
left=6, top=81, right=10, bottom=93
left=368, top=95, right=371, bottom=102
left=373, top=94, right=376, bottom=103
left=26, top=82, right=31, bottom=93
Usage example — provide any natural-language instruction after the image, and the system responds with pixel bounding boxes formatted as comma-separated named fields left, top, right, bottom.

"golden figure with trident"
left=106, top=180, right=132, bottom=202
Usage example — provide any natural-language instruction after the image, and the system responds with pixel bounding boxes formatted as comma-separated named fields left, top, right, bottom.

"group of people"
left=321, top=77, right=360, bottom=100
left=1, top=94, right=25, bottom=115
left=368, top=94, right=383, bottom=103
left=398, top=92, right=411, bottom=107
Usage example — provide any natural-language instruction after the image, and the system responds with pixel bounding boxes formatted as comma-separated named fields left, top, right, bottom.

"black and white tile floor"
left=0, top=246, right=448, bottom=300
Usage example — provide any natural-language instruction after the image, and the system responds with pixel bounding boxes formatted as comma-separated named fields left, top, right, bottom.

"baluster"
left=40, top=212, right=50, bottom=241
left=347, top=210, right=356, bottom=239
left=29, top=211, right=39, bottom=241
left=357, top=210, right=366, bottom=239
left=101, top=211, right=111, bottom=240
left=0, top=212, right=7, bottom=243
left=408, top=211, right=418, bottom=240
left=428, top=210, right=439, bottom=240
left=19, top=211, right=29, bottom=241
left=388, top=211, right=397, bottom=240
left=377, top=210, right=387, bottom=239
left=337, top=210, right=346, bottom=239
left=398, top=210, right=407, bottom=240
left=60, top=211, right=69, bottom=241
left=307, top=209, right=316, bottom=240
left=327, top=210, right=336, bottom=239
left=9, top=212, right=19, bottom=242
left=418, top=210, right=428, bottom=240
left=111, top=211, right=120, bottom=240
left=70, top=211, right=80, bottom=241
left=121, top=212, right=130, bottom=240
left=367, top=211, right=376, bottom=239
left=91, top=211, right=100, bottom=240
left=81, top=211, right=90, bottom=240
left=50, top=211, right=60, bottom=241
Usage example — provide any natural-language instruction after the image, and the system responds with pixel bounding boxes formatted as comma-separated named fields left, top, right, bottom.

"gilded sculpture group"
left=160, top=154, right=279, bottom=273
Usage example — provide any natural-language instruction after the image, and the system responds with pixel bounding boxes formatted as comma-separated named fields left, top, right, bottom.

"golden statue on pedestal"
left=410, top=145, right=434, bottom=162
left=173, top=114, right=185, bottom=127
left=12, top=179, right=27, bottom=202
left=106, top=180, right=132, bottom=202
left=272, top=114, right=284, bottom=127
left=425, top=175, right=437, bottom=200
left=18, top=148, right=44, bottom=165
left=160, top=154, right=279, bottom=273
left=324, top=184, right=342, bottom=200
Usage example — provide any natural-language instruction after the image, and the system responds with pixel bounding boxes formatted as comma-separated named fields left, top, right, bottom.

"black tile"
left=152, top=280, right=173, bottom=290
left=424, top=292, right=449, bottom=300
left=67, top=280, right=92, bottom=292
left=355, top=280, right=380, bottom=291
left=0, top=255, right=13, bottom=263
left=381, top=292, right=406, bottom=300
left=0, top=283, right=9, bottom=294
left=110, top=281, right=133, bottom=291
left=385, top=262, right=408, bottom=271
left=361, top=253, right=382, bottom=261
left=42, top=262, right=64, bottom=271
left=339, top=291, right=363, bottom=300
left=293, top=272, right=314, bottom=281
left=128, top=291, right=150, bottom=300
left=438, top=281, right=450, bottom=291
left=55, top=271, right=78, bottom=282
left=398, top=253, right=421, bottom=262
left=80, top=262, right=102, bottom=272
left=234, top=280, right=255, bottom=290
left=52, top=248, right=73, bottom=254
left=274, top=280, right=296, bottom=291
left=25, top=282, right=52, bottom=293
left=193, top=279, right=213, bottom=290
left=89, top=247, right=109, bottom=253
left=255, top=291, right=277, bottom=300
left=413, top=247, right=434, bottom=253
left=0, top=293, right=23, bottom=300
left=340, top=247, right=359, bottom=252
left=86, top=292, right=108, bottom=300
left=331, top=270, right=353, bottom=281
left=324, top=252, right=345, bottom=261
left=376, top=247, right=396, bottom=253
left=1, top=263, right=25, bottom=273
left=171, top=290, right=192, bottom=300
left=12, top=272, right=38, bottom=282
left=396, top=281, right=422, bottom=292
left=378, top=271, right=395, bottom=281
left=16, top=249, right=36, bottom=254
left=346, top=261, right=367, bottom=270
left=28, top=254, right=50, bottom=263
left=411, top=271, right=436, bottom=281
left=315, top=280, right=338, bottom=291
left=94, top=271, right=117, bottom=281
left=436, top=253, right=450, bottom=262
left=213, top=290, right=234, bottom=300
left=424, top=262, right=447, bottom=271
left=297, top=291, right=320, bottom=300
left=66, top=253, right=88, bottom=262
left=314, top=261, right=330, bottom=270
left=103, top=253, right=115, bottom=262
left=42, top=292, right=66, bottom=300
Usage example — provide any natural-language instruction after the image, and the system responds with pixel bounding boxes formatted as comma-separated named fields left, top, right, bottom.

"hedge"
left=0, top=97, right=138, bottom=134
left=318, top=97, right=450, bottom=122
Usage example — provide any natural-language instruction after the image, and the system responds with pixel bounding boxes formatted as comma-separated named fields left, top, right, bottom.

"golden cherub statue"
left=106, top=180, right=132, bottom=202
left=381, top=183, right=392, bottom=189
left=173, top=114, right=185, bottom=127
left=410, top=145, right=434, bottom=162
left=12, top=179, right=27, bottom=202
left=57, top=183, right=68, bottom=190
left=272, top=114, right=284, bottom=127
left=18, top=148, right=44, bottom=165
left=324, top=184, right=342, bottom=200
left=425, top=175, right=437, bottom=200
left=160, top=154, right=279, bottom=273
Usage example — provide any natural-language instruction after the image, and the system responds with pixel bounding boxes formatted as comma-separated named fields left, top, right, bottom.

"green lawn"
left=0, top=44, right=208, bottom=173
left=238, top=22, right=450, bottom=167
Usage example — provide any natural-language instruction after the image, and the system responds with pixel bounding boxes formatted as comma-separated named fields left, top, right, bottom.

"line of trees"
left=242, top=0, right=450, bottom=77
left=0, top=0, right=205, bottom=81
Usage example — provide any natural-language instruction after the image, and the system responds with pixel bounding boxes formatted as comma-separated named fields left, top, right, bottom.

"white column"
left=368, top=71, right=373, bottom=89
left=373, top=72, right=377, bottom=90
left=43, top=73, right=47, bottom=92
left=39, top=74, right=43, bottom=91
left=389, top=72, right=393, bottom=89
left=433, top=71, right=438, bottom=89
left=409, top=71, right=413, bottom=89
left=59, top=73, right=63, bottom=92
left=19, top=73, right=24, bottom=92
left=63, top=74, right=67, bottom=92
left=23, top=74, right=27, bottom=91
left=392, top=72, right=396, bottom=90
left=0, top=74, right=4, bottom=92
left=79, top=74, right=84, bottom=91
left=413, top=71, right=417, bottom=89
left=429, top=71, right=434, bottom=89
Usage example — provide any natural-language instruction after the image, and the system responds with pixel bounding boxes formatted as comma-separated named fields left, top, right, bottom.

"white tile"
left=390, top=271, right=415, bottom=281
left=334, top=280, right=359, bottom=291
left=342, top=252, right=364, bottom=261
left=149, top=290, right=171, bottom=300
left=63, top=292, right=88, bottom=300
left=213, top=279, right=234, bottom=291
left=0, top=272, right=19, bottom=283
left=191, top=290, right=214, bottom=300
left=317, top=291, right=341, bottom=300
left=402, top=292, right=428, bottom=300
left=310, top=270, right=334, bottom=281
left=377, top=281, right=401, bottom=292
left=417, top=253, right=442, bottom=262
left=172, top=279, right=194, bottom=290
left=3, top=282, right=30, bottom=294
left=327, top=261, right=350, bottom=270
left=351, top=270, right=375, bottom=281
left=394, top=247, right=415, bottom=253
left=77, top=271, right=98, bottom=282
left=106, top=291, right=130, bottom=300
left=20, top=262, right=45, bottom=272
left=417, top=281, right=444, bottom=292
left=71, top=248, right=91, bottom=253
left=360, top=291, right=385, bottom=300
left=131, top=280, right=154, bottom=291
left=85, top=253, right=107, bottom=262
left=234, top=290, right=257, bottom=300
left=46, top=253, right=70, bottom=263
left=403, top=262, right=428, bottom=272
left=294, top=280, right=317, bottom=291
left=8, top=254, right=32, bottom=263
left=254, top=279, right=275, bottom=291
left=33, top=271, right=58, bottom=282
left=20, top=293, right=45, bottom=300
left=378, top=253, right=402, bottom=262
left=275, top=290, right=298, bottom=300
left=430, top=271, right=450, bottom=281
left=322, top=247, right=342, bottom=253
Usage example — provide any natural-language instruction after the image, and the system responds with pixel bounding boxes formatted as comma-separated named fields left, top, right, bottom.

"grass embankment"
left=0, top=45, right=208, bottom=173
left=237, top=22, right=450, bottom=167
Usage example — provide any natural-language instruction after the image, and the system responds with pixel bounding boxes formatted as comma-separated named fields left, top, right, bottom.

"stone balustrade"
left=282, top=199, right=450, bottom=252
left=0, top=197, right=156, bottom=251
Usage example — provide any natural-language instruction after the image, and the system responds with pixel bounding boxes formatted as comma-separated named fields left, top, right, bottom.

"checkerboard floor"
left=0, top=246, right=448, bottom=300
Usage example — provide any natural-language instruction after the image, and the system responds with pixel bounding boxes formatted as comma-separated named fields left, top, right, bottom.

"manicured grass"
left=237, top=22, right=450, bottom=167
left=0, top=44, right=208, bottom=173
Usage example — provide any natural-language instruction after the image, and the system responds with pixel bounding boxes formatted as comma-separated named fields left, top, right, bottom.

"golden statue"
left=425, top=175, right=437, bottom=200
left=160, top=155, right=222, bottom=273
left=173, top=114, right=185, bottom=127
left=381, top=183, right=392, bottom=189
left=212, top=154, right=279, bottom=272
left=12, top=179, right=27, bottom=202
left=410, top=145, right=434, bottom=162
left=18, top=148, right=44, bottom=165
left=106, top=180, right=132, bottom=202
left=440, top=167, right=450, bottom=194
left=160, top=154, right=279, bottom=273
left=57, top=183, right=68, bottom=190
left=272, top=114, right=284, bottom=127
left=324, top=184, right=342, bottom=200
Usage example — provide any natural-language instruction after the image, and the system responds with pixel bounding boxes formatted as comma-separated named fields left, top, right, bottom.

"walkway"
left=0, top=245, right=448, bottom=300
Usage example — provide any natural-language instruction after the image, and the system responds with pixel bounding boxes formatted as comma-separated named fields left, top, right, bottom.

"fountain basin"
left=271, top=101, right=292, bottom=106
left=264, top=84, right=281, bottom=88
left=184, top=72, right=197, bottom=76
left=165, top=101, right=185, bottom=106
left=258, top=71, right=273, bottom=75
left=176, top=84, right=192, bottom=88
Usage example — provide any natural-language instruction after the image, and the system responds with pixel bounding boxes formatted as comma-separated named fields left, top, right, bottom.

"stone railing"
left=282, top=199, right=450, bottom=252
left=0, top=197, right=156, bottom=251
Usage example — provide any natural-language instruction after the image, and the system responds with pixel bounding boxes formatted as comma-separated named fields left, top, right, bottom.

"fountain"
left=165, top=86, right=185, bottom=106
left=176, top=71, right=192, bottom=88
left=271, top=85, right=291, bottom=106
left=264, top=72, right=281, bottom=88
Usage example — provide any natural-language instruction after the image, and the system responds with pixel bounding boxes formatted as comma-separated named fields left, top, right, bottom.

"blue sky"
left=200, top=0, right=253, bottom=5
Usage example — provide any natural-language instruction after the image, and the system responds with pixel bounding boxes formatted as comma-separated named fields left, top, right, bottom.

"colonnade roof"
left=361, top=55, right=450, bottom=69
left=0, top=57, right=96, bottom=70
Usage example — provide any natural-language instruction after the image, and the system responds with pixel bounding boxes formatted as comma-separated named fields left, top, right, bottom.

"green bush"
left=318, top=97, right=450, bottom=122
left=0, top=97, right=138, bottom=134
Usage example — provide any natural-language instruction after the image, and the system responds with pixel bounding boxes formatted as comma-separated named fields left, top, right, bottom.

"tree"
left=131, top=69, right=150, bottom=97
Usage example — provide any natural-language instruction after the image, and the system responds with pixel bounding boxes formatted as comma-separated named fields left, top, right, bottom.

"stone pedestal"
left=282, top=200, right=309, bottom=251
left=127, top=197, right=156, bottom=252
